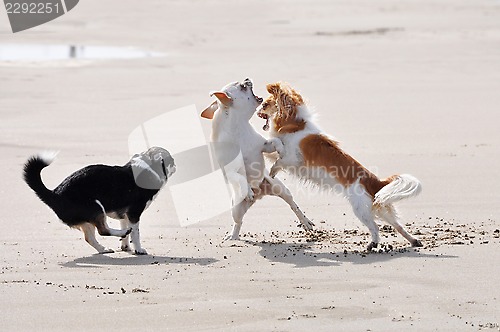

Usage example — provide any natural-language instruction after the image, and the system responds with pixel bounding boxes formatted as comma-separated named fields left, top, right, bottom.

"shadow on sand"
left=245, top=240, right=457, bottom=268
left=62, top=253, right=218, bottom=268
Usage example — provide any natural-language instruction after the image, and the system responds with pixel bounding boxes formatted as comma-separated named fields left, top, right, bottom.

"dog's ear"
left=266, top=83, right=281, bottom=96
left=201, top=101, right=218, bottom=120
left=210, top=91, right=233, bottom=107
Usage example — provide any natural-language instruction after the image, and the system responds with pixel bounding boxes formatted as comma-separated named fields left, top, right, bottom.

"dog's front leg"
left=263, top=138, right=285, bottom=178
left=120, top=219, right=131, bottom=251
left=270, top=160, right=285, bottom=178
left=125, top=212, right=147, bottom=255
left=262, top=138, right=284, bottom=156
left=130, top=222, right=147, bottom=255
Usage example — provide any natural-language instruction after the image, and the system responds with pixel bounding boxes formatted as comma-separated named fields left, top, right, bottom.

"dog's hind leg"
left=94, top=200, right=132, bottom=238
left=263, top=176, right=314, bottom=231
left=226, top=199, right=254, bottom=240
left=94, top=214, right=131, bottom=238
left=79, top=223, right=114, bottom=254
left=347, top=187, right=380, bottom=251
left=226, top=171, right=254, bottom=203
left=376, top=204, right=423, bottom=247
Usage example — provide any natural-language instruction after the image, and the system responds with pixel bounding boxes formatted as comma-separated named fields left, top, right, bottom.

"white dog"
left=201, top=78, right=314, bottom=239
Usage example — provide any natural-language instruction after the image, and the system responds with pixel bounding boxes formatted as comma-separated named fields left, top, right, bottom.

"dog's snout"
left=243, top=78, right=253, bottom=87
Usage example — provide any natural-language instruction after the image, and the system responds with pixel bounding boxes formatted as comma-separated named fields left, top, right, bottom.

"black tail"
left=24, top=153, right=105, bottom=226
left=23, top=153, right=58, bottom=208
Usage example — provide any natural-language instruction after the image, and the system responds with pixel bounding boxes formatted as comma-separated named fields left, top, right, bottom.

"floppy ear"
left=201, top=101, right=218, bottom=120
left=210, top=91, right=232, bottom=107
left=266, top=83, right=281, bottom=96
left=273, top=84, right=297, bottom=119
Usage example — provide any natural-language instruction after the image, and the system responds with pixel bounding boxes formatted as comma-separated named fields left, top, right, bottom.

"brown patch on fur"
left=260, top=95, right=278, bottom=115
left=266, top=82, right=304, bottom=109
left=266, top=82, right=306, bottom=134
left=299, top=134, right=393, bottom=197
left=275, top=119, right=306, bottom=134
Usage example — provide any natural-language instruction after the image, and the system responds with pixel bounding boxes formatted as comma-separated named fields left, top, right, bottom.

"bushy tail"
left=23, top=152, right=59, bottom=207
left=374, top=174, right=422, bottom=205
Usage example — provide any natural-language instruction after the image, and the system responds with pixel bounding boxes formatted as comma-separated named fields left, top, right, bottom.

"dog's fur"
left=201, top=78, right=314, bottom=239
left=23, top=147, right=176, bottom=254
left=257, top=82, right=423, bottom=250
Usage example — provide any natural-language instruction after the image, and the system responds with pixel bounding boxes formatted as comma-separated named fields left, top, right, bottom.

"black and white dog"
left=23, top=147, right=175, bottom=255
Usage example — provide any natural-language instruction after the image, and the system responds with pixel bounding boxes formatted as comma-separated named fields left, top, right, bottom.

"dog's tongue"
left=258, top=112, right=270, bottom=131
left=263, top=118, right=270, bottom=131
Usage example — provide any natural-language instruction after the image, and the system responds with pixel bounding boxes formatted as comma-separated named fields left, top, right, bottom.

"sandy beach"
left=1, top=0, right=499, bottom=330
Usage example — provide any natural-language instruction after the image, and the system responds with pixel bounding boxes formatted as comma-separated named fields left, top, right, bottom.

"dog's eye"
left=239, top=84, right=247, bottom=90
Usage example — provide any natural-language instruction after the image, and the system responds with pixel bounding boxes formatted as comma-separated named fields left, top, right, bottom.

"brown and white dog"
left=257, top=82, right=423, bottom=250
left=201, top=78, right=314, bottom=240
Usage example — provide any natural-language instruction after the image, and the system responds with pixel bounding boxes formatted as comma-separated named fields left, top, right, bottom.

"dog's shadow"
left=62, top=253, right=218, bottom=268
left=245, top=240, right=457, bottom=268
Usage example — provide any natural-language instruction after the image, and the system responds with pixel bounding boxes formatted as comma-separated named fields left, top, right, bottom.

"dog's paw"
left=223, top=233, right=239, bottom=241
left=301, top=219, right=315, bottom=231
left=123, top=228, right=132, bottom=237
left=121, top=244, right=131, bottom=252
left=366, top=242, right=378, bottom=251
left=99, top=248, right=115, bottom=254
left=244, top=189, right=255, bottom=203
left=269, top=165, right=280, bottom=178
left=134, top=248, right=148, bottom=255
left=271, top=139, right=284, bottom=157
left=412, top=239, right=423, bottom=247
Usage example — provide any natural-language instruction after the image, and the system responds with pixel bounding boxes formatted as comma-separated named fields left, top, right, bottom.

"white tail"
left=38, top=150, right=59, bottom=165
left=374, top=174, right=422, bottom=205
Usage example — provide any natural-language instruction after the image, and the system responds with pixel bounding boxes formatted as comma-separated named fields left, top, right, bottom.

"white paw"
left=121, top=244, right=131, bottom=252
left=224, top=233, right=239, bottom=241
left=244, top=188, right=255, bottom=202
left=134, top=248, right=148, bottom=255
left=119, top=228, right=132, bottom=238
left=99, top=248, right=115, bottom=254
left=270, top=165, right=281, bottom=178
left=272, top=139, right=284, bottom=156
left=301, top=219, right=315, bottom=231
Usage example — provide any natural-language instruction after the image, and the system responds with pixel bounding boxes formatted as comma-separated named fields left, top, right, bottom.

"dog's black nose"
left=243, top=78, right=253, bottom=87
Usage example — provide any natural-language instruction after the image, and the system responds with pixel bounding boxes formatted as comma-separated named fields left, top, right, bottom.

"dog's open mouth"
left=257, top=112, right=270, bottom=131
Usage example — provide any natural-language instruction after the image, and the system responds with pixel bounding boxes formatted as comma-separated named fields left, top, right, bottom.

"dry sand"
left=1, top=0, right=500, bottom=331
